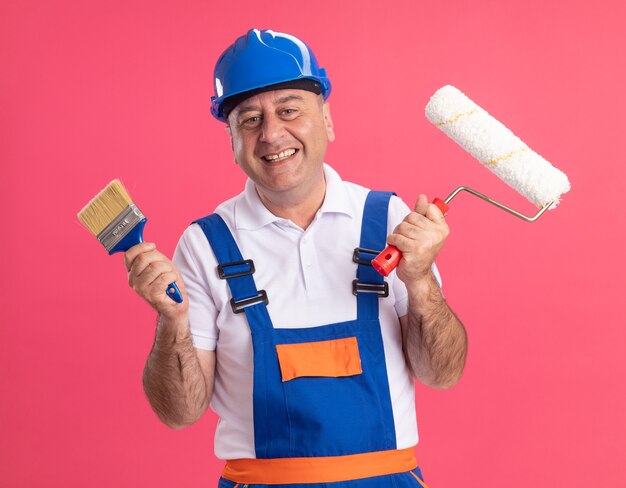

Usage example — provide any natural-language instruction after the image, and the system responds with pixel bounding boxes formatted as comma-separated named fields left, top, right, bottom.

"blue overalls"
left=194, top=192, right=427, bottom=488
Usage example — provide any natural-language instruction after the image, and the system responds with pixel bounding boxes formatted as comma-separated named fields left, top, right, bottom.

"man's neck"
left=256, top=173, right=326, bottom=231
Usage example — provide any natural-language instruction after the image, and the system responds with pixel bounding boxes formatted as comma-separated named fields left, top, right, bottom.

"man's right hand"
left=127, top=243, right=215, bottom=428
left=124, top=242, right=188, bottom=321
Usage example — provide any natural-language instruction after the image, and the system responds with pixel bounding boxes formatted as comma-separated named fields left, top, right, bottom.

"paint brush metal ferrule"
left=97, top=203, right=146, bottom=253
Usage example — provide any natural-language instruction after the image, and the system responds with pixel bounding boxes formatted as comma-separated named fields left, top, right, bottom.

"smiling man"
left=124, top=29, right=467, bottom=487
left=227, top=88, right=333, bottom=229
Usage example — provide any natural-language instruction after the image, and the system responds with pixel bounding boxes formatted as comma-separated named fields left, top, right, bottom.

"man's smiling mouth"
left=262, top=148, right=298, bottom=162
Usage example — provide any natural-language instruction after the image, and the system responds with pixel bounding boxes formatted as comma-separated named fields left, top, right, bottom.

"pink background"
left=2, top=0, right=625, bottom=486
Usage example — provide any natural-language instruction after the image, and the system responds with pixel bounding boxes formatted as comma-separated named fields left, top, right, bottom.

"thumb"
left=123, top=242, right=156, bottom=271
left=413, top=194, right=429, bottom=215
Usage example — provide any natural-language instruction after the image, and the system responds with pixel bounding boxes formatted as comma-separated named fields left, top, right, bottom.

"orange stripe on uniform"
left=410, top=470, right=429, bottom=488
left=275, top=336, right=362, bottom=382
left=222, top=447, right=418, bottom=484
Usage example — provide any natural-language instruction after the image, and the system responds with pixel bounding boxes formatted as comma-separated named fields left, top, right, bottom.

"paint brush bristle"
left=77, top=179, right=182, bottom=302
left=78, top=179, right=133, bottom=236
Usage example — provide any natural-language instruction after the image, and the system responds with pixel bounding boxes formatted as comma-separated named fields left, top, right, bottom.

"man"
left=125, top=29, right=467, bottom=486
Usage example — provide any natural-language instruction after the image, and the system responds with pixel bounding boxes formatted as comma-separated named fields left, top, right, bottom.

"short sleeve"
left=172, top=225, right=219, bottom=351
left=386, top=195, right=443, bottom=318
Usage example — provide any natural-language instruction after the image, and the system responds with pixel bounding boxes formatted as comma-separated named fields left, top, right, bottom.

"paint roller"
left=371, top=85, right=571, bottom=276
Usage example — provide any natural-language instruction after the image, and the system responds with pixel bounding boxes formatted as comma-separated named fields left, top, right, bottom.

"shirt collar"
left=234, top=163, right=354, bottom=230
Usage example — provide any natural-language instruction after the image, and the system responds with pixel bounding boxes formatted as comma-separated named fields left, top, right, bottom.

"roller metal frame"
left=443, top=186, right=554, bottom=222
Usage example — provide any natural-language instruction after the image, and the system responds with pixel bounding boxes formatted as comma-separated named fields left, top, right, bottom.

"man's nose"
left=260, top=113, right=284, bottom=143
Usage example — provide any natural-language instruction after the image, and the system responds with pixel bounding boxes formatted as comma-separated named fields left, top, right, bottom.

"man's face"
left=227, top=89, right=335, bottom=200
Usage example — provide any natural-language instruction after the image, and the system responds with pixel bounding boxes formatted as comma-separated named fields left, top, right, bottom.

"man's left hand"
left=386, top=194, right=449, bottom=284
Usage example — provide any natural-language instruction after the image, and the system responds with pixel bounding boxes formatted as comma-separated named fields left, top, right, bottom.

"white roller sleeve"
left=425, top=85, right=570, bottom=208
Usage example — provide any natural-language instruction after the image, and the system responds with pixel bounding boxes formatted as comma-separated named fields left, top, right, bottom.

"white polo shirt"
left=173, top=164, right=441, bottom=460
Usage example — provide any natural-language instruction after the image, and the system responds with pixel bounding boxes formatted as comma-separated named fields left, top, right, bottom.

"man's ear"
left=226, top=124, right=234, bottom=152
left=323, top=102, right=335, bottom=142
left=226, top=124, right=239, bottom=165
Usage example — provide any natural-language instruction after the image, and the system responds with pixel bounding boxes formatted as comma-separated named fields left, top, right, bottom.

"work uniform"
left=173, top=164, right=439, bottom=486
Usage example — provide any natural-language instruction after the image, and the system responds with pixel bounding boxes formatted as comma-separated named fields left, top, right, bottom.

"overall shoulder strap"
left=355, top=191, right=395, bottom=320
left=193, top=214, right=273, bottom=332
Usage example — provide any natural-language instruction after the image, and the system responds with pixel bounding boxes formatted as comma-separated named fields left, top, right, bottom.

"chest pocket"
left=276, top=336, right=362, bottom=381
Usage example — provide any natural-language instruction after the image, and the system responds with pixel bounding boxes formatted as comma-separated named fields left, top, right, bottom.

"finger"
left=393, top=220, right=430, bottom=242
left=150, top=271, right=180, bottom=295
left=402, top=212, right=435, bottom=230
left=425, top=201, right=446, bottom=224
left=387, top=232, right=420, bottom=253
left=390, top=219, right=449, bottom=251
left=413, top=194, right=429, bottom=215
left=128, top=254, right=173, bottom=294
left=132, top=260, right=174, bottom=290
left=386, top=232, right=407, bottom=251
left=124, top=242, right=156, bottom=271
left=130, top=249, right=171, bottom=277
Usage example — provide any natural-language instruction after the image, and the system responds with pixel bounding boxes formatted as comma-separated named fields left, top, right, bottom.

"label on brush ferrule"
left=98, top=203, right=146, bottom=252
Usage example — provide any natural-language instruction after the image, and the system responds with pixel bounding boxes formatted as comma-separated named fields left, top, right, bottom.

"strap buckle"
left=352, top=247, right=381, bottom=266
left=218, top=259, right=255, bottom=279
left=352, top=279, right=389, bottom=297
left=230, top=290, right=269, bottom=314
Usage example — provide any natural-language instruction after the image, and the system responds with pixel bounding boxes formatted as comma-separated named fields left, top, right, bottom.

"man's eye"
left=241, top=116, right=262, bottom=127
left=281, top=108, right=298, bottom=117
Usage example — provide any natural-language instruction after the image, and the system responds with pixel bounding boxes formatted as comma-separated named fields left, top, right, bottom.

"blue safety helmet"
left=211, top=29, right=332, bottom=122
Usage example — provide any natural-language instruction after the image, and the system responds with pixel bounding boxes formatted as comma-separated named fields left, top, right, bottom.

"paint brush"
left=77, top=179, right=183, bottom=303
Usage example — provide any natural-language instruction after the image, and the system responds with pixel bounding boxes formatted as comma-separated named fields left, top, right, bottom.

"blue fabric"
left=194, top=214, right=273, bottom=331
left=356, top=191, right=394, bottom=321
left=195, top=191, right=398, bottom=460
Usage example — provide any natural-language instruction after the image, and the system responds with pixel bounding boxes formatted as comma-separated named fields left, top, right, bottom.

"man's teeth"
left=264, top=149, right=296, bottom=161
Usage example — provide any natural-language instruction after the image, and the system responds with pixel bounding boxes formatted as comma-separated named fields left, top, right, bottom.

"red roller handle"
left=371, top=198, right=449, bottom=277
